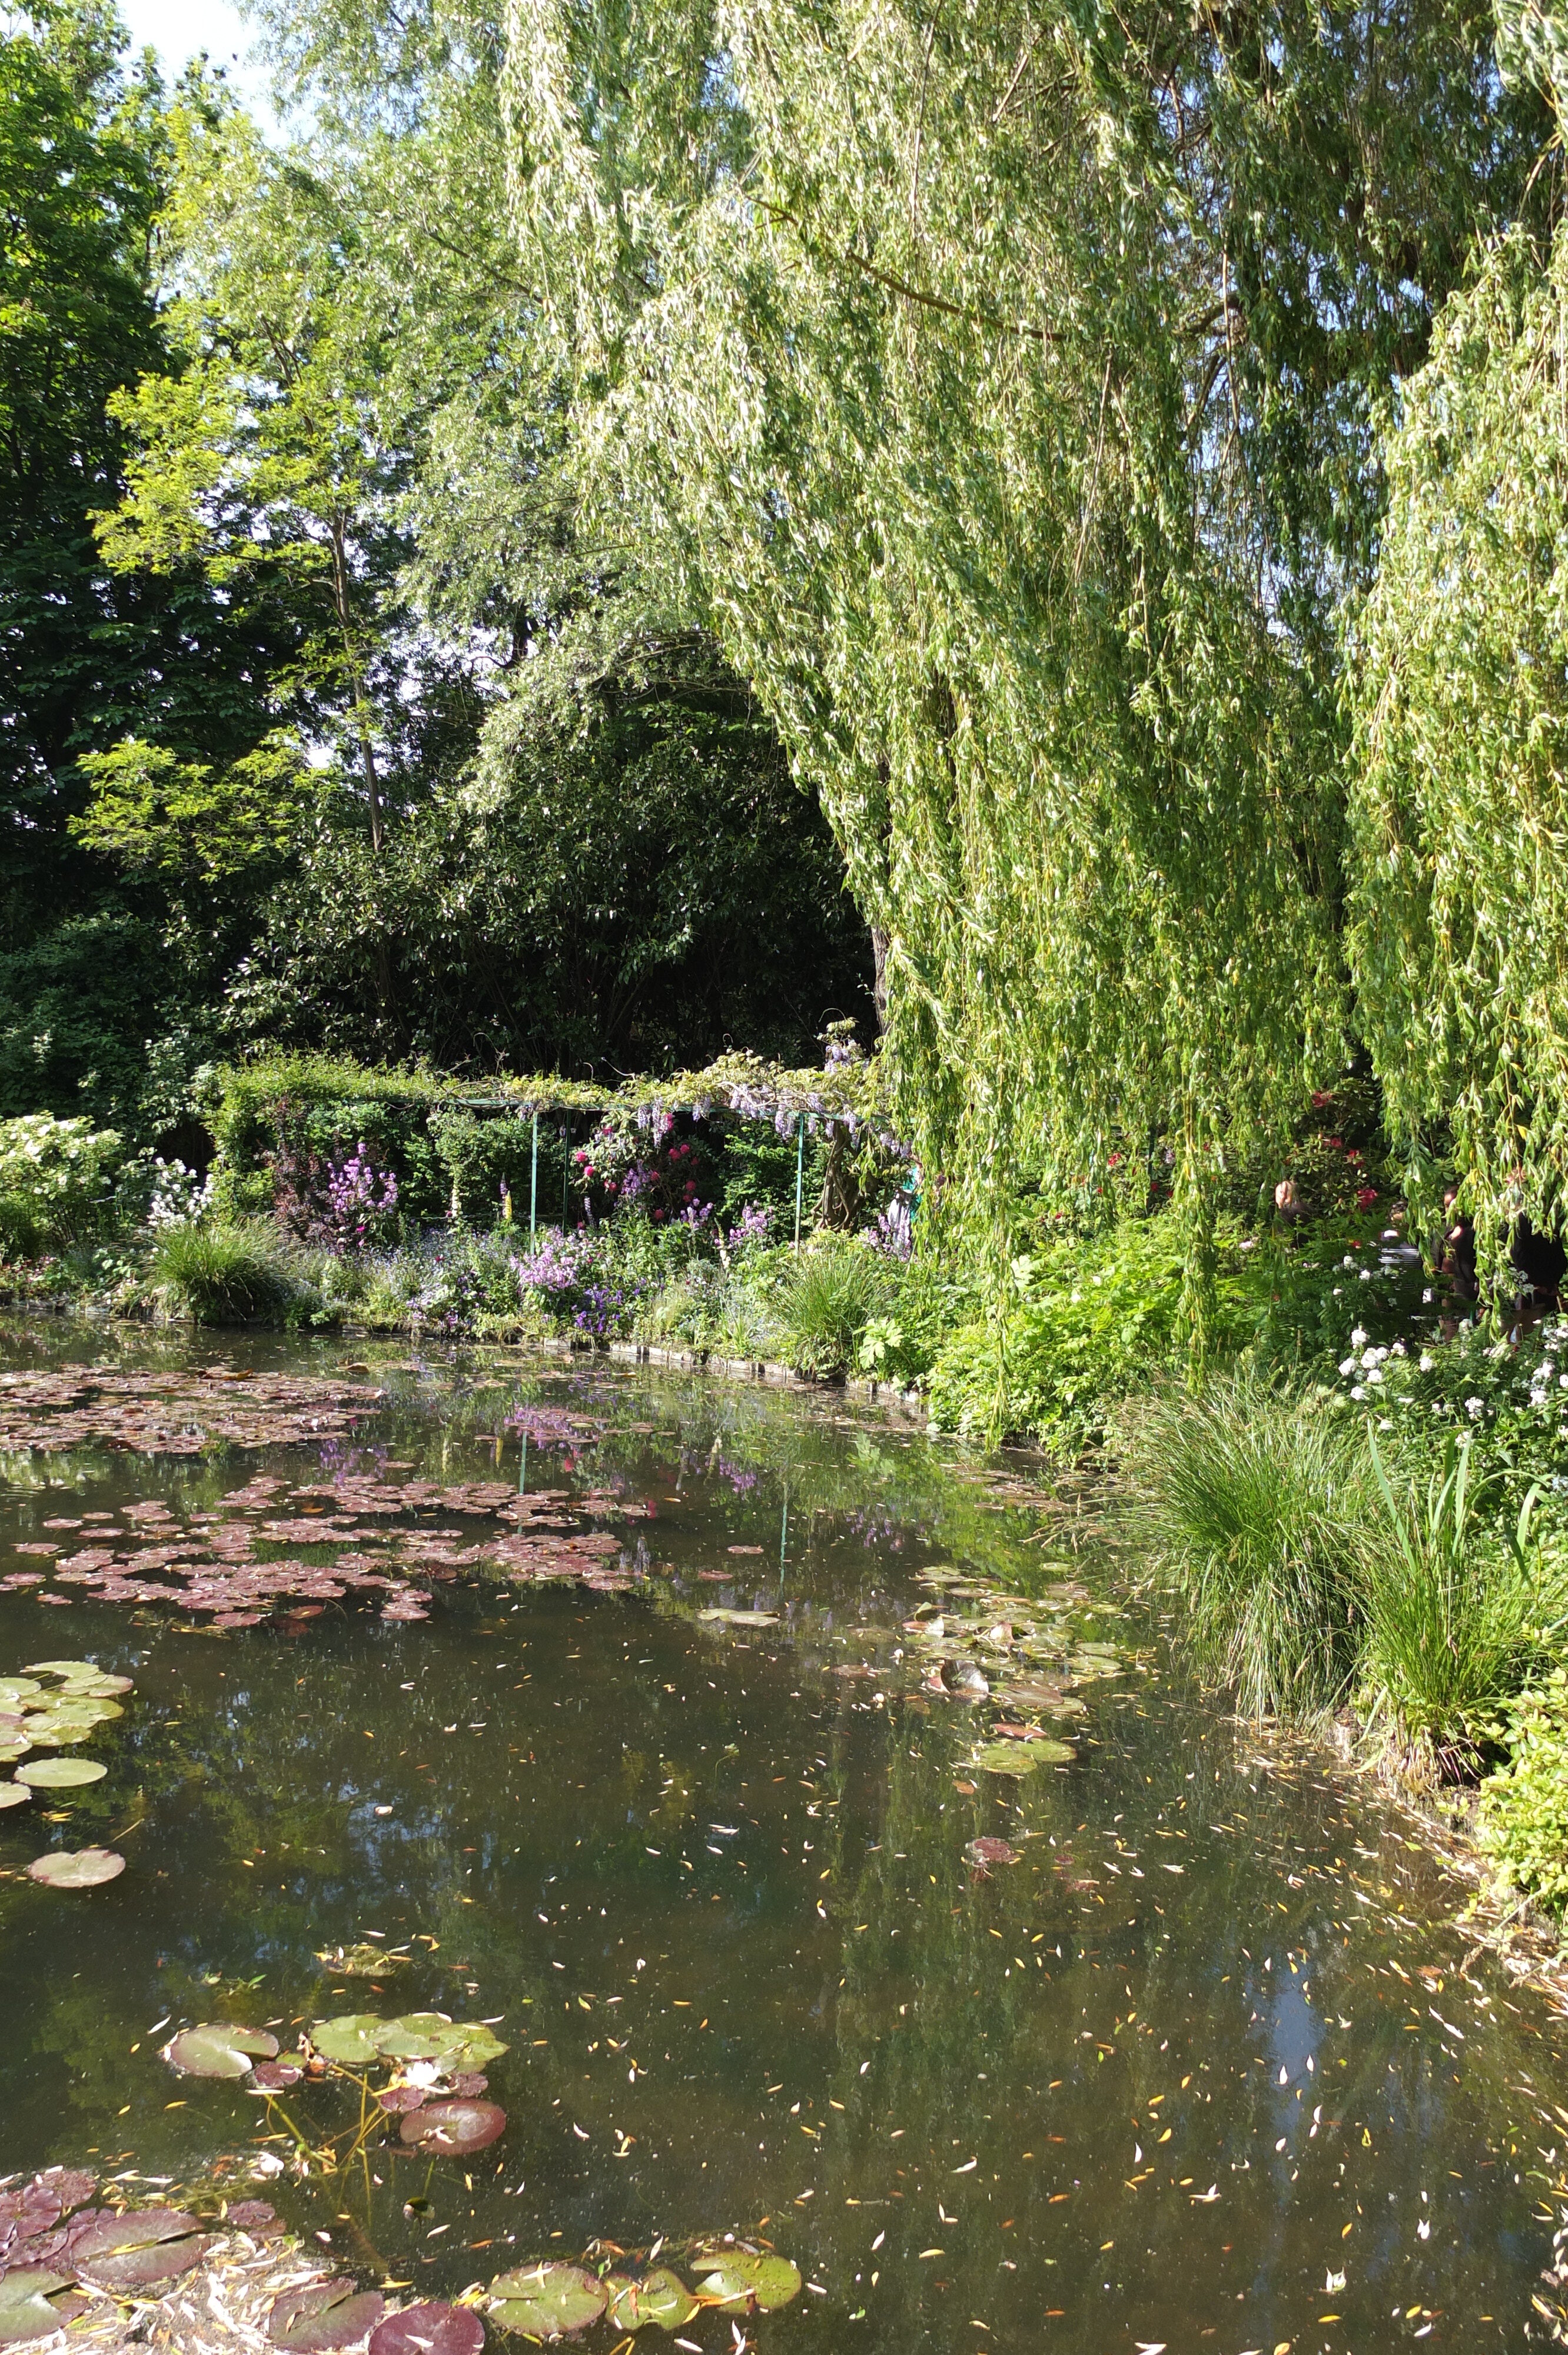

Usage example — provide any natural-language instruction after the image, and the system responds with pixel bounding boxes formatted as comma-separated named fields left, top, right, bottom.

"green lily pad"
left=24, top=1659, right=107, bottom=1677
left=605, top=2270, right=698, bottom=2330
left=166, top=2023, right=281, bottom=2079
left=0, top=1743, right=31, bottom=1766
left=0, top=1679, right=41, bottom=1706
left=694, top=2251, right=802, bottom=2312
left=310, top=2014, right=386, bottom=2065
left=16, top=1757, right=107, bottom=1788
left=0, top=2268, right=85, bottom=2346
left=697, top=1608, right=779, bottom=1627
left=0, top=1781, right=29, bottom=1809
left=268, top=2279, right=387, bottom=2350
left=63, top=1673, right=134, bottom=1697
left=71, top=2208, right=214, bottom=2291
left=489, top=2263, right=606, bottom=2338
left=314, top=2012, right=509, bottom=2068
left=25, top=1847, right=125, bottom=1887
left=969, top=1739, right=1072, bottom=1774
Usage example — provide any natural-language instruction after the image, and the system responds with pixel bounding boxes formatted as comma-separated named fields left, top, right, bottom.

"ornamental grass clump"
left=1358, top=1434, right=1562, bottom=1788
left=1124, top=1371, right=1378, bottom=1720
left=778, top=1236, right=889, bottom=1378
left=151, top=1222, right=295, bottom=1326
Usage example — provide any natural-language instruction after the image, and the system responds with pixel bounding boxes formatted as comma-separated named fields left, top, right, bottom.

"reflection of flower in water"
left=715, top=1457, right=759, bottom=1494
left=504, top=1404, right=599, bottom=1448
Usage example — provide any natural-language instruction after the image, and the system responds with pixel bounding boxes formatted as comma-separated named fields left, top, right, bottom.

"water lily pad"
left=250, top=2059, right=304, bottom=2091
left=697, top=1608, right=779, bottom=1627
left=965, top=1836, right=1019, bottom=1866
left=166, top=2024, right=281, bottom=2079
left=21, top=1660, right=101, bottom=1679
left=16, top=1757, right=107, bottom=1789
left=604, top=2270, right=698, bottom=2330
left=70, top=2208, right=214, bottom=2291
left=693, top=2252, right=802, bottom=2312
left=489, top=2264, right=606, bottom=2339
left=310, top=2014, right=386, bottom=2065
left=0, top=1679, right=42, bottom=1705
left=268, top=2278, right=387, bottom=2350
left=969, top=1739, right=1072, bottom=1774
left=0, top=2268, right=85, bottom=2346
left=0, top=1782, right=29, bottom=1809
left=368, top=2302, right=485, bottom=2355
left=398, top=2099, right=506, bottom=2154
left=25, top=1847, right=124, bottom=1887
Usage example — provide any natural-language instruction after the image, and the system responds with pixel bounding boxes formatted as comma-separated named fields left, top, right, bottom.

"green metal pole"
left=793, top=1113, right=805, bottom=1253
left=530, top=1112, right=538, bottom=1242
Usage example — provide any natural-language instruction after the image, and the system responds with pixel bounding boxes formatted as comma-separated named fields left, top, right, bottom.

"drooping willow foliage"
left=500, top=0, right=1544, bottom=1330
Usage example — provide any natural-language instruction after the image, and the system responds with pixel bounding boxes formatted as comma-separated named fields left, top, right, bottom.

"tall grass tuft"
left=1359, top=1434, right=1562, bottom=1787
left=1123, top=1371, right=1378, bottom=1719
left=152, top=1222, right=294, bottom=1326
left=778, top=1238, right=888, bottom=1377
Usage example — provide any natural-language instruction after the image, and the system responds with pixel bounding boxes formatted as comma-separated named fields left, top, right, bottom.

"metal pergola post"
left=529, top=1112, right=538, bottom=1242
left=793, top=1113, right=805, bottom=1253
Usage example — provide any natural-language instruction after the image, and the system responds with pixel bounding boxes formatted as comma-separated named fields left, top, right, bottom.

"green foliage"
left=0, top=1112, right=123, bottom=1248
left=1347, top=214, right=1568, bottom=1259
left=1358, top=1433, right=1560, bottom=1783
left=505, top=0, right=1547, bottom=1315
left=72, top=734, right=310, bottom=884
left=1124, top=1372, right=1379, bottom=1720
left=776, top=1238, right=891, bottom=1378
left=1481, top=1667, right=1568, bottom=1915
left=151, top=1221, right=296, bottom=1325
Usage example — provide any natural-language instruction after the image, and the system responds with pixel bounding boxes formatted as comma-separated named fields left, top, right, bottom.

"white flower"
left=1465, top=1396, right=1486, bottom=1420
left=1419, top=1352, right=1435, bottom=1372
left=1350, top=1326, right=1368, bottom=1348
left=1390, top=1341, right=1407, bottom=1356
left=1343, top=1256, right=1357, bottom=1271
left=1422, top=1286, right=1433, bottom=1303
left=1338, top=1357, right=1358, bottom=1378
left=1366, top=1366, right=1384, bottom=1385
left=1359, top=1267, right=1373, bottom=1281
left=1350, top=1385, right=1368, bottom=1401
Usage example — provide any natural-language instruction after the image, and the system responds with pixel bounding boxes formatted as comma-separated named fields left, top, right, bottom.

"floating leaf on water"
left=697, top=1608, right=779, bottom=1627
left=0, top=2269, right=85, bottom=2346
left=604, top=2270, right=698, bottom=2330
left=250, top=2060, right=304, bottom=2092
left=398, top=2099, right=506, bottom=2154
left=25, top=1847, right=124, bottom=1888
left=165, top=2025, right=281, bottom=2080
left=0, top=1679, right=42, bottom=1706
left=965, top=1836, right=1019, bottom=1866
left=969, top=1740, right=1071, bottom=1775
left=268, top=2278, right=387, bottom=2351
left=70, top=2208, right=214, bottom=2291
left=368, top=2302, right=485, bottom=2355
left=21, top=1660, right=104, bottom=1679
left=316, top=1942, right=407, bottom=1978
left=488, top=2264, right=606, bottom=2339
left=0, top=1782, right=29, bottom=1809
left=227, top=2202, right=282, bottom=2237
left=374, top=2015, right=509, bottom=2068
left=377, top=2087, right=427, bottom=2114
left=16, top=1758, right=106, bottom=1789
left=309, top=2014, right=386, bottom=2065
left=693, top=2252, right=802, bottom=2313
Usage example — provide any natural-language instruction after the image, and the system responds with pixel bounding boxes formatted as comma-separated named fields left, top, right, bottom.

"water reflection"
left=0, top=1328, right=1563, bottom=2351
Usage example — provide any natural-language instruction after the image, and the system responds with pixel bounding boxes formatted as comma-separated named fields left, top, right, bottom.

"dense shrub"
left=1481, top=1669, right=1568, bottom=1917
left=152, top=1222, right=297, bottom=1325
left=0, top=1113, right=124, bottom=1250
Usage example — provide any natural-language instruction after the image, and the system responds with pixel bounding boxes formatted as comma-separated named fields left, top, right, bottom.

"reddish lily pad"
left=25, top=1848, right=124, bottom=1888
left=487, top=2264, right=606, bottom=2337
left=166, top=2024, right=280, bottom=2080
left=398, top=2099, right=506, bottom=2154
left=69, top=2209, right=214, bottom=2291
left=268, top=2280, right=387, bottom=2351
left=368, top=2303, right=485, bottom=2355
left=965, top=1836, right=1019, bottom=1866
left=250, top=2060, right=304, bottom=2091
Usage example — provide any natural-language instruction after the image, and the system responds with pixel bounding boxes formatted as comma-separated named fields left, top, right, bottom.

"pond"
left=1, top=1323, right=1566, bottom=2353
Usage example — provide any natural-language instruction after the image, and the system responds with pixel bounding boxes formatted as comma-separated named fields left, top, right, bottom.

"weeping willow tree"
left=500, top=0, right=1540, bottom=1339
left=1347, top=6, right=1568, bottom=1266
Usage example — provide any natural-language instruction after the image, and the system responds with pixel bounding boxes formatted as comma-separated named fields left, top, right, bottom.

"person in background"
left=1274, top=1176, right=1307, bottom=1224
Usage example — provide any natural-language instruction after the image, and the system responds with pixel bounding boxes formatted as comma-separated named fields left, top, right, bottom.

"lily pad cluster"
left=165, top=2011, right=510, bottom=2160
left=0, top=1660, right=131, bottom=1890
left=487, top=2245, right=801, bottom=2339
left=4, top=1464, right=637, bottom=1629
left=894, top=1566, right=1131, bottom=1774
left=0, top=2165, right=278, bottom=2349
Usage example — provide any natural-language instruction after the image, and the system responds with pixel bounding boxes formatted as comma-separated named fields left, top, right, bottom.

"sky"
left=117, top=0, right=278, bottom=122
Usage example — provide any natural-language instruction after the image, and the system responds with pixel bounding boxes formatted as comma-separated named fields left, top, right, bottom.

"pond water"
left=1, top=1324, right=1567, bottom=2353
